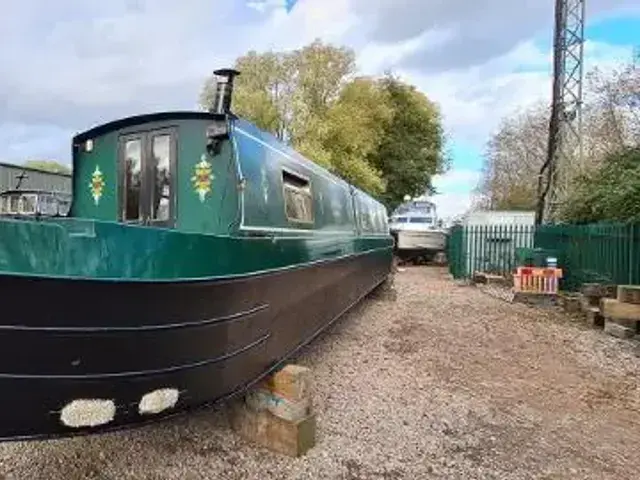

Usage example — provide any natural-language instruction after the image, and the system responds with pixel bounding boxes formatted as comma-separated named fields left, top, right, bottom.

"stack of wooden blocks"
left=579, top=283, right=617, bottom=327
left=228, top=364, right=316, bottom=457
left=601, top=285, right=640, bottom=339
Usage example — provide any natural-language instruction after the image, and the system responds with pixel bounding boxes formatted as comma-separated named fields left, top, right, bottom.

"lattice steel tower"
left=535, top=0, right=586, bottom=224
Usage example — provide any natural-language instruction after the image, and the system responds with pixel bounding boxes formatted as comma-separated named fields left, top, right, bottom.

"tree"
left=561, top=147, right=640, bottom=223
left=199, top=39, right=355, bottom=143
left=369, top=75, right=448, bottom=210
left=477, top=102, right=549, bottom=210
left=199, top=41, right=379, bottom=193
left=308, top=77, right=392, bottom=195
left=478, top=60, right=640, bottom=217
left=23, top=160, right=71, bottom=175
left=199, top=40, right=447, bottom=204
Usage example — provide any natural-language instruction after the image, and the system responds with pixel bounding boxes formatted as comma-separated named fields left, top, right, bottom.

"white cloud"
left=392, top=39, right=636, bottom=149
left=433, top=169, right=482, bottom=194
left=0, top=0, right=637, bottom=210
left=431, top=169, right=482, bottom=219
left=246, top=0, right=287, bottom=13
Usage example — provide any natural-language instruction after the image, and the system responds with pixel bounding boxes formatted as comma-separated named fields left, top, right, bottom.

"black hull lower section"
left=0, top=249, right=391, bottom=441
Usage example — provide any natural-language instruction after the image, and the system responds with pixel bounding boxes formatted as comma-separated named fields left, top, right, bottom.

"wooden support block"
left=601, top=298, right=640, bottom=322
left=580, top=294, right=600, bottom=312
left=228, top=402, right=316, bottom=457
left=561, top=294, right=582, bottom=314
left=604, top=319, right=636, bottom=339
left=245, top=388, right=311, bottom=423
left=259, top=364, right=312, bottom=402
left=585, top=306, right=604, bottom=328
left=581, top=283, right=615, bottom=299
left=617, top=285, right=640, bottom=305
left=473, top=272, right=509, bottom=287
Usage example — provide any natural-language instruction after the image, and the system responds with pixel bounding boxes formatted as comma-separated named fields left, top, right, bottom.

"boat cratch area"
left=0, top=69, right=393, bottom=441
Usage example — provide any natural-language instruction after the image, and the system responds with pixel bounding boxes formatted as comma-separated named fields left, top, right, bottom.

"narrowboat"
left=389, top=196, right=447, bottom=263
left=0, top=69, right=393, bottom=441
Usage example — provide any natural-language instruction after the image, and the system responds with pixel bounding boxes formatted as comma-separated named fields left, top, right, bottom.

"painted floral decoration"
left=90, top=166, right=105, bottom=206
left=192, top=155, right=214, bottom=202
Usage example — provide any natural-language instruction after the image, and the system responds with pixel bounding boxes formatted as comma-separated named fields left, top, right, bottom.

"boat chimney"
left=210, top=68, right=241, bottom=115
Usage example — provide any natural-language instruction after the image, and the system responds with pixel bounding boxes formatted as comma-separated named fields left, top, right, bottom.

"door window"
left=124, top=138, right=142, bottom=221
left=119, top=130, right=175, bottom=226
left=151, top=134, right=171, bottom=222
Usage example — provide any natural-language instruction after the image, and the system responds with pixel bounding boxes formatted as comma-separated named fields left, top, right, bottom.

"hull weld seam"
left=0, top=332, right=271, bottom=380
left=0, top=304, right=269, bottom=333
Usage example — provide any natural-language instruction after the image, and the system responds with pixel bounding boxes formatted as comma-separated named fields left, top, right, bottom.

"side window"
left=372, top=206, right=381, bottom=232
left=282, top=169, right=314, bottom=224
left=381, top=208, right=389, bottom=231
left=360, top=201, right=373, bottom=232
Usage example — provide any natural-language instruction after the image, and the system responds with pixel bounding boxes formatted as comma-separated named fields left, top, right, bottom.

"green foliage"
left=561, top=147, right=640, bottom=223
left=369, top=75, right=448, bottom=210
left=23, top=160, right=71, bottom=175
left=200, top=40, right=446, bottom=204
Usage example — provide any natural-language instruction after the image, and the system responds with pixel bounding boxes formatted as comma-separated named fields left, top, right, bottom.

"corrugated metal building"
left=0, top=162, right=72, bottom=193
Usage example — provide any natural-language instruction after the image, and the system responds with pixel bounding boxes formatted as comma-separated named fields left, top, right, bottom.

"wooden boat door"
left=119, top=128, right=177, bottom=227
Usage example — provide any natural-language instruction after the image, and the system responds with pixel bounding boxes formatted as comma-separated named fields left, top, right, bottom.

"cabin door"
left=119, top=128, right=177, bottom=227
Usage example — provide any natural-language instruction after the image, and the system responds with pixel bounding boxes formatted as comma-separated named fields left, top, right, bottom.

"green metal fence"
left=535, top=223, right=640, bottom=291
left=447, top=224, right=535, bottom=280
left=448, top=223, right=640, bottom=291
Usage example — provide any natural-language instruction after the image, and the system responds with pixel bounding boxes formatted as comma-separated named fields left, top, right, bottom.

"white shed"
left=461, top=210, right=536, bottom=275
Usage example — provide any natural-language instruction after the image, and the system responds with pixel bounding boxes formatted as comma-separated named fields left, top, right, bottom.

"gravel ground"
left=2, top=266, right=640, bottom=479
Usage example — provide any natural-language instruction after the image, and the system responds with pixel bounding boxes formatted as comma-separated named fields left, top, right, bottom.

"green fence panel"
left=447, top=221, right=640, bottom=290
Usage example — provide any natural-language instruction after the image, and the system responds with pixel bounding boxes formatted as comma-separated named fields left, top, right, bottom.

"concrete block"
left=617, top=285, right=640, bottom=305
left=604, top=319, right=635, bottom=339
left=229, top=402, right=316, bottom=457
left=601, top=298, right=640, bottom=322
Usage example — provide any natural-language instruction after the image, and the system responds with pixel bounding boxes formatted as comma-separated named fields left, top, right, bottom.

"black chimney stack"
left=210, top=68, right=241, bottom=115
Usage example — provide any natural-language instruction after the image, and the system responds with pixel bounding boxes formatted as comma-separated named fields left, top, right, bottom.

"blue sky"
left=432, top=12, right=640, bottom=216
left=449, top=14, right=640, bottom=177
left=0, top=0, right=638, bottom=218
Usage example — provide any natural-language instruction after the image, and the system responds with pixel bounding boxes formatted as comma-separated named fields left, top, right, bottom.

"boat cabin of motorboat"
left=388, top=197, right=447, bottom=262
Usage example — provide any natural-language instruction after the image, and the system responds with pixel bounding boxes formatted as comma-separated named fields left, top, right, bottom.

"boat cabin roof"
left=69, top=110, right=389, bottom=237
left=73, top=111, right=227, bottom=144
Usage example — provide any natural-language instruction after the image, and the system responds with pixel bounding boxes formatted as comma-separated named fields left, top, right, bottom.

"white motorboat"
left=389, top=197, right=448, bottom=263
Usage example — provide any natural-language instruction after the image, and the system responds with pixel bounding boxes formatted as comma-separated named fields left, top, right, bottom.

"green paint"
left=0, top=113, right=393, bottom=280
left=72, top=132, right=118, bottom=221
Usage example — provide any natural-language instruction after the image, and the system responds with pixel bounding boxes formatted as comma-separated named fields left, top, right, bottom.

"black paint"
left=0, top=251, right=390, bottom=441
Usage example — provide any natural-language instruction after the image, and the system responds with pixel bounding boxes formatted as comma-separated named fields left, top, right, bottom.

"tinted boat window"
left=151, top=134, right=171, bottom=222
left=360, top=203, right=373, bottom=232
left=282, top=170, right=313, bottom=224
left=124, top=139, right=142, bottom=220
